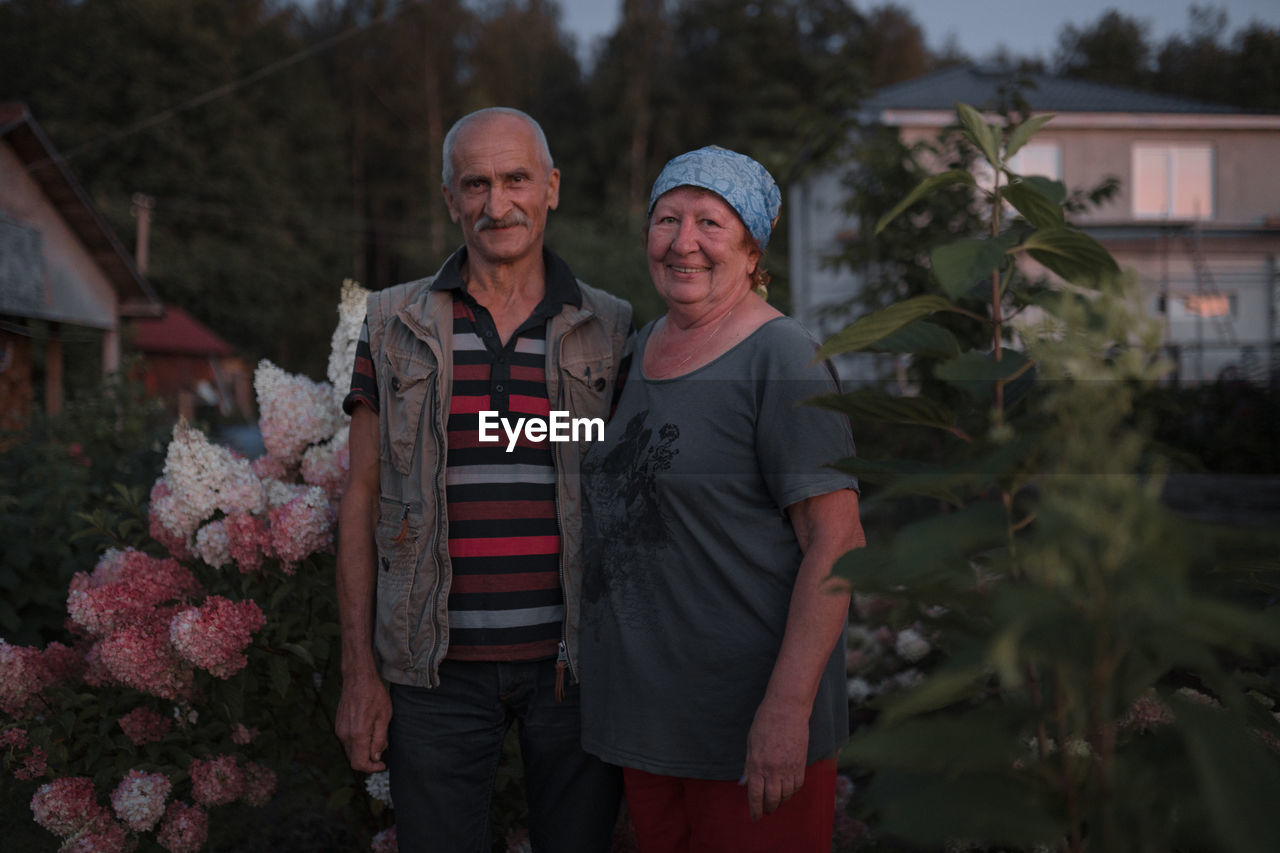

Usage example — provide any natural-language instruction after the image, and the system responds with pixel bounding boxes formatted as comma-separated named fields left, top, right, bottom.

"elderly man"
left=335, top=107, right=631, bottom=852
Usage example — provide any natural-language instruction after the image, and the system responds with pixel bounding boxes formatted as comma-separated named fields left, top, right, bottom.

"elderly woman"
left=578, top=146, right=865, bottom=852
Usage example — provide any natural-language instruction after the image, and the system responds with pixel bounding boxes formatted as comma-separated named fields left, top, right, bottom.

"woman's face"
left=646, top=187, right=760, bottom=313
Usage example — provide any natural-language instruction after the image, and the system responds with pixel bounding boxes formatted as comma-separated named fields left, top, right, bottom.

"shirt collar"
left=428, top=246, right=583, bottom=310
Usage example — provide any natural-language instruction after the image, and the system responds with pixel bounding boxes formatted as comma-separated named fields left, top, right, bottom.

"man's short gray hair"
left=441, top=107, right=554, bottom=189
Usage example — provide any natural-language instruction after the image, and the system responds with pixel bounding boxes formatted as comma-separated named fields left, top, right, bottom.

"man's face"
left=442, top=114, right=560, bottom=268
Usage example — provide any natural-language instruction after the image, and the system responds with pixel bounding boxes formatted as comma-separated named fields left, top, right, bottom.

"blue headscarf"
left=647, top=146, right=781, bottom=249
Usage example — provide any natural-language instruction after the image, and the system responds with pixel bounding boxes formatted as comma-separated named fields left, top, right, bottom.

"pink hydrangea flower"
left=0, top=640, right=51, bottom=716
left=17, top=745, right=50, bottom=780
left=94, top=610, right=194, bottom=700
left=155, top=801, right=207, bottom=853
left=148, top=480, right=195, bottom=561
left=222, top=513, right=269, bottom=574
left=30, top=776, right=105, bottom=838
left=188, top=755, right=243, bottom=807
left=67, top=549, right=202, bottom=638
left=169, top=597, right=266, bottom=679
left=111, top=769, right=171, bottom=831
left=41, top=641, right=86, bottom=686
left=250, top=453, right=290, bottom=482
left=3, top=727, right=49, bottom=780
left=370, top=825, right=398, bottom=853
left=230, top=724, right=259, bottom=745
left=255, top=360, right=343, bottom=465
left=239, top=761, right=277, bottom=807
left=117, top=708, right=172, bottom=746
left=58, top=814, right=130, bottom=852
left=268, top=486, right=334, bottom=570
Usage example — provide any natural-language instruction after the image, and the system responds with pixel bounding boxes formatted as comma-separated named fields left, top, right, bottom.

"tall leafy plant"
left=817, top=104, right=1280, bottom=852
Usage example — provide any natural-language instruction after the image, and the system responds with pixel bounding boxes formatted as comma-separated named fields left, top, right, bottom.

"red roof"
left=131, top=305, right=234, bottom=356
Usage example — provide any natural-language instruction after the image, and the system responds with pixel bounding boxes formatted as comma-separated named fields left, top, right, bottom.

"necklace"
left=659, top=306, right=735, bottom=375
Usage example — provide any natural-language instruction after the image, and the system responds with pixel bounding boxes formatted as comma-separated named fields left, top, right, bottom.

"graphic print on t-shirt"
left=582, top=411, right=679, bottom=636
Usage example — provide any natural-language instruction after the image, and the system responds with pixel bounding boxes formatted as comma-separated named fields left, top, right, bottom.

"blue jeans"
left=388, top=659, right=622, bottom=853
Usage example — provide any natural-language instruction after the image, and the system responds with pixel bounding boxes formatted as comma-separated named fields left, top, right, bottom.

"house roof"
left=130, top=304, right=234, bottom=356
left=0, top=102, right=162, bottom=318
left=859, top=63, right=1254, bottom=118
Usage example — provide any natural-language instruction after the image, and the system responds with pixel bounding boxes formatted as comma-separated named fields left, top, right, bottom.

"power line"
left=22, top=1, right=420, bottom=173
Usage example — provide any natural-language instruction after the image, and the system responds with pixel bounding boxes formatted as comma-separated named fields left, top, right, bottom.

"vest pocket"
left=560, top=354, right=614, bottom=421
left=381, top=349, right=435, bottom=476
left=373, top=497, right=428, bottom=674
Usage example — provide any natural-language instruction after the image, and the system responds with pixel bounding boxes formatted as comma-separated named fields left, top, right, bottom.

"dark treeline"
left=1, top=0, right=1277, bottom=379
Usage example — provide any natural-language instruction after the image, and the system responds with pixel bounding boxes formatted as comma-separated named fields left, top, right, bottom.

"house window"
left=1168, top=292, right=1236, bottom=320
left=1008, top=142, right=1061, bottom=180
left=1133, top=144, right=1213, bottom=220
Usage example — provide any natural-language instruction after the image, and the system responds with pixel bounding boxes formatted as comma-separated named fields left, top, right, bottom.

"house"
left=0, top=102, right=162, bottom=428
left=788, top=64, right=1280, bottom=385
left=129, top=304, right=253, bottom=423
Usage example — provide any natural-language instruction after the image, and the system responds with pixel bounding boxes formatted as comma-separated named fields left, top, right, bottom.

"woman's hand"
left=743, top=697, right=810, bottom=820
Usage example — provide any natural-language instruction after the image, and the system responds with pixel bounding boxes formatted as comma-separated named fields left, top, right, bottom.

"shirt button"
left=495, top=384, right=504, bottom=393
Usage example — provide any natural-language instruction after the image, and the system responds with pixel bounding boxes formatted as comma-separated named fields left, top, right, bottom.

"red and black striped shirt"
left=345, top=248, right=584, bottom=662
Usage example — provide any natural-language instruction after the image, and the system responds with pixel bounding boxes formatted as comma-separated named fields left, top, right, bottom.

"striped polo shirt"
left=346, top=248, right=583, bottom=662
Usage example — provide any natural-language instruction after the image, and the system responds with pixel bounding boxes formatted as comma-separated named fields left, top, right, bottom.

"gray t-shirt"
left=579, top=315, right=857, bottom=780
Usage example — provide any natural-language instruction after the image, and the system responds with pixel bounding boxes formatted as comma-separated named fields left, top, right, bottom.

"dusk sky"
left=556, top=0, right=1280, bottom=65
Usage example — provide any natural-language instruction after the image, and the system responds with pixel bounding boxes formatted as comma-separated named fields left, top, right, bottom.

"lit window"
left=1168, top=292, right=1236, bottom=319
left=1133, top=144, right=1213, bottom=220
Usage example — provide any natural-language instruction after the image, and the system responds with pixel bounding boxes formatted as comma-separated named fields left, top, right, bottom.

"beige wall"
left=0, top=142, right=120, bottom=330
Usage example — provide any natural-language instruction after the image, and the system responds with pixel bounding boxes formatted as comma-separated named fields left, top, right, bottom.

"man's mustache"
left=474, top=211, right=530, bottom=232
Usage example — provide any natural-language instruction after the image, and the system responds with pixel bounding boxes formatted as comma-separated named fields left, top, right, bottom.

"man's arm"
left=743, top=487, right=865, bottom=820
left=334, top=404, right=391, bottom=772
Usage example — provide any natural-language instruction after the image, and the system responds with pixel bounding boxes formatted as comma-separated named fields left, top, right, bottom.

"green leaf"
left=282, top=642, right=316, bottom=667
left=1004, top=180, right=1065, bottom=228
left=892, top=502, right=1010, bottom=578
left=1176, top=702, right=1280, bottom=853
left=1005, top=113, right=1055, bottom=159
left=816, top=295, right=956, bottom=359
left=860, top=768, right=1066, bottom=847
left=831, top=541, right=893, bottom=583
left=955, top=102, right=1001, bottom=167
left=830, top=456, right=965, bottom=506
left=848, top=706, right=1027, bottom=770
left=930, top=238, right=1007, bottom=298
left=269, top=656, right=290, bottom=698
left=1018, top=227, right=1120, bottom=286
left=934, top=349, right=1033, bottom=388
left=1021, top=175, right=1068, bottom=205
left=867, top=320, right=962, bottom=358
left=878, top=666, right=994, bottom=724
left=808, top=389, right=958, bottom=432
left=874, top=169, right=976, bottom=235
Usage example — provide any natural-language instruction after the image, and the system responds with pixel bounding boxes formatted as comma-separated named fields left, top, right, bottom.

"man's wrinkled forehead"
left=450, top=115, right=551, bottom=182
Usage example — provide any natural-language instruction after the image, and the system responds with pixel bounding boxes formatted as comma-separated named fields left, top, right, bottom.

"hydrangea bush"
left=0, top=280, right=398, bottom=851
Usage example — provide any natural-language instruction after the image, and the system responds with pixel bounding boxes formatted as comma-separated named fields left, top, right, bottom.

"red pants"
left=622, top=758, right=837, bottom=853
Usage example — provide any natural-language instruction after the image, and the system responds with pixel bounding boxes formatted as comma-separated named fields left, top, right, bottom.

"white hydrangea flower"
left=255, top=360, right=343, bottom=465
left=111, top=770, right=172, bottom=831
left=263, top=478, right=308, bottom=509
left=195, top=520, right=231, bottom=569
left=161, top=422, right=266, bottom=541
left=847, top=677, right=875, bottom=703
left=894, top=627, right=931, bottom=662
left=328, top=279, right=370, bottom=414
left=364, top=770, right=393, bottom=808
